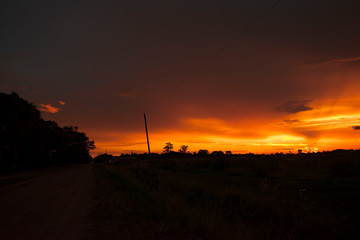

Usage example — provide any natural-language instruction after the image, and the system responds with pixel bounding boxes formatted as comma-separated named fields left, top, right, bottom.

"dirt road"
left=0, top=165, right=95, bottom=240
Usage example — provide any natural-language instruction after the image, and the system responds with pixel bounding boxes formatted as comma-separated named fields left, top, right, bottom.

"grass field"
left=93, top=152, right=360, bottom=239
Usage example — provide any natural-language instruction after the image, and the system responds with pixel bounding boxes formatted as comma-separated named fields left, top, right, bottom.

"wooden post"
left=143, top=113, right=151, bottom=155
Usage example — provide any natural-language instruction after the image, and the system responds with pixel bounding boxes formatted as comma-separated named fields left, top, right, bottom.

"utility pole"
left=143, top=113, right=151, bottom=155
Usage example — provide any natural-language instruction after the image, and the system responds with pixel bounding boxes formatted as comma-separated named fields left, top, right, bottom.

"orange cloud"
left=38, top=104, right=59, bottom=113
left=58, top=101, right=66, bottom=105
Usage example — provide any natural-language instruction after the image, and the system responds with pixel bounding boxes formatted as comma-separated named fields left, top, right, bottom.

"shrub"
left=130, top=164, right=159, bottom=190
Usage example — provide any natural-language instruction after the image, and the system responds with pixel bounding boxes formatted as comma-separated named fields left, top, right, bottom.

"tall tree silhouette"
left=163, top=142, right=174, bottom=154
left=0, top=92, right=95, bottom=170
left=179, top=145, right=189, bottom=153
left=0, top=92, right=42, bottom=169
left=60, top=126, right=95, bottom=163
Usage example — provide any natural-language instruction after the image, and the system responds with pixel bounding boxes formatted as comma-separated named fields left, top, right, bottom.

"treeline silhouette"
left=96, top=148, right=360, bottom=177
left=0, top=92, right=95, bottom=171
left=96, top=148, right=360, bottom=161
left=94, top=150, right=226, bottom=163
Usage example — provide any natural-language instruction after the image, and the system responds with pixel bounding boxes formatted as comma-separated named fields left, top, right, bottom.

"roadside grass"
left=93, top=163, right=199, bottom=239
left=93, top=153, right=360, bottom=239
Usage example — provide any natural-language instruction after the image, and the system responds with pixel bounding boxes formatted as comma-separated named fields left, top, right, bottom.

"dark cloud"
left=275, top=147, right=295, bottom=151
left=275, top=100, right=314, bottom=114
left=284, top=119, right=301, bottom=124
left=276, top=119, right=301, bottom=126
left=352, top=126, right=360, bottom=130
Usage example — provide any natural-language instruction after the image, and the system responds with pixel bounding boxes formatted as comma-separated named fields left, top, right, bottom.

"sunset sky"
left=1, top=0, right=360, bottom=155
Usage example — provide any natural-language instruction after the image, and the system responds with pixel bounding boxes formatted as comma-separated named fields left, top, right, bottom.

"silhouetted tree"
left=163, top=142, right=173, bottom=154
left=0, top=92, right=95, bottom=170
left=0, top=92, right=42, bottom=169
left=179, top=145, right=189, bottom=153
left=197, top=149, right=209, bottom=157
left=93, top=153, right=113, bottom=163
left=57, top=126, right=95, bottom=163
left=211, top=151, right=225, bottom=156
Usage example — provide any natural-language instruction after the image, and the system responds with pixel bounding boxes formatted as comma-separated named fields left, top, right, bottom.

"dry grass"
left=92, top=152, right=360, bottom=239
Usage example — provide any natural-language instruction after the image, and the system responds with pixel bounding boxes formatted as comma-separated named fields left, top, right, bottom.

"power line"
left=146, top=0, right=283, bottom=112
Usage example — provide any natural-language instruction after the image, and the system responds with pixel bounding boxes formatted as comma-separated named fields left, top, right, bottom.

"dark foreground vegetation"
left=0, top=92, right=95, bottom=172
left=94, top=151, right=360, bottom=240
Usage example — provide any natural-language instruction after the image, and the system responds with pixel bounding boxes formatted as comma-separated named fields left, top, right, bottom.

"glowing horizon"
left=89, top=96, right=360, bottom=156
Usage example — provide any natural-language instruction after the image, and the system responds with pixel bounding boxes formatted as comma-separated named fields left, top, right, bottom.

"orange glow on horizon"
left=90, top=117, right=360, bottom=156
left=89, top=85, right=360, bottom=157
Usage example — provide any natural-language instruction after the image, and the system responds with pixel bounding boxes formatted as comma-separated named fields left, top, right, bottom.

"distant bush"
left=130, top=164, right=159, bottom=190
left=252, top=164, right=269, bottom=177
left=157, top=159, right=178, bottom=171
left=210, top=157, right=228, bottom=171
left=185, top=186, right=206, bottom=207
left=329, top=159, right=359, bottom=177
